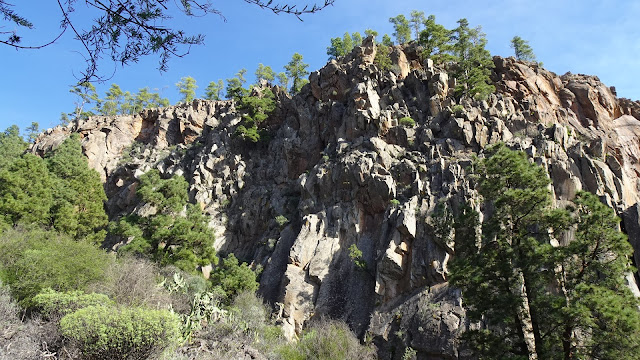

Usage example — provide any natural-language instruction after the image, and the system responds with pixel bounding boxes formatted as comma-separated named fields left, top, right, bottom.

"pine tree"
left=111, top=170, right=216, bottom=272
left=409, top=10, right=426, bottom=39
left=449, top=145, right=640, bottom=359
left=176, top=76, right=198, bottom=103
left=389, top=14, right=411, bottom=44
left=552, top=191, right=640, bottom=359
left=0, top=153, right=53, bottom=229
left=327, top=32, right=362, bottom=60
left=327, top=36, right=345, bottom=59
left=342, top=32, right=354, bottom=56
left=510, top=36, right=537, bottom=62
left=351, top=32, right=363, bottom=47
left=276, top=72, right=289, bottom=90
left=449, top=144, right=555, bottom=360
left=364, top=29, right=378, bottom=41
left=0, top=125, right=27, bottom=170
left=100, top=84, right=124, bottom=116
left=205, top=79, right=224, bottom=100
left=121, top=91, right=135, bottom=115
left=133, top=87, right=169, bottom=112
left=226, top=69, right=248, bottom=100
left=451, top=18, right=495, bottom=100
left=69, top=82, right=99, bottom=121
left=255, top=64, right=276, bottom=84
left=46, top=134, right=108, bottom=244
left=25, top=122, right=40, bottom=143
left=284, top=53, right=309, bottom=94
left=418, top=15, right=454, bottom=65
left=382, top=34, right=393, bottom=46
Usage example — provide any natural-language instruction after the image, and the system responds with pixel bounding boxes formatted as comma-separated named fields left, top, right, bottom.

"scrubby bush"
left=0, top=281, right=19, bottom=327
left=230, top=290, right=271, bottom=336
left=0, top=227, right=112, bottom=305
left=348, top=244, right=367, bottom=271
left=399, top=117, right=416, bottom=127
left=276, top=320, right=375, bottom=360
left=90, top=256, right=173, bottom=309
left=60, top=305, right=181, bottom=359
left=451, top=104, right=464, bottom=116
left=174, top=290, right=283, bottom=360
left=275, top=215, right=289, bottom=228
left=0, top=282, right=56, bottom=359
left=32, top=289, right=114, bottom=319
left=210, top=254, right=259, bottom=304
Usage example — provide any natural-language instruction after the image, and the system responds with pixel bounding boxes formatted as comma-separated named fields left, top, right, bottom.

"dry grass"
left=88, top=256, right=174, bottom=309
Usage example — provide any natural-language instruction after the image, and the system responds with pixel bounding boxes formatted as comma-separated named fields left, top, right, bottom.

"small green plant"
left=451, top=104, right=464, bottom=116
left=348, top=244, right=367, bottom=271
left=322, top=155, right=330, bottom=162
left=402, top=347, right=417, bottom=360
left=60, top=305, right=180, bottom=359
left=220, top=198, right=231, bottom=208
left=399, top=117, right=415, bottom=128
left=275, top=215, right=289, bottom=228
left=390, top=199, right=401, bottom=208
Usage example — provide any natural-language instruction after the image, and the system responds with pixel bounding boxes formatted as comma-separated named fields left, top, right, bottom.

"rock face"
left=34, top=40, right=640, bottom=359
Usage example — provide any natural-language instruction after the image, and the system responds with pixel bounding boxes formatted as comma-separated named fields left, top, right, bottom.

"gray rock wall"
left=33, top=39, right=640, bottom=359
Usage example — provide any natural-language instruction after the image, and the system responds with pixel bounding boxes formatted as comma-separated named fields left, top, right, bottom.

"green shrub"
left=235, top=125, right=262, bottom=143
left=32, top=289, right=114, bottom=319
left=60, top=305, right=180, bottom=359
left=399, top=117, right=416, bottom=128
left=210, top=254, right=258, bottom=304
left=402, top=346, right=417, bottom=360
left=390, top=199, right=401, bottom=208
left=451, top=104, right=464, bottom=116
left=0, top=227, right=112, bottom=306
left=275, top=215, right=289, bottom=228
left=348, top=244, right=367, bottom=271
left=276, top=320, right=374, bottom=360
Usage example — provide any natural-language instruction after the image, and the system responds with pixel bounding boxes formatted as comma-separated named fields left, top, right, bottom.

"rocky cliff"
left=32, top=39, right=640, bottom=359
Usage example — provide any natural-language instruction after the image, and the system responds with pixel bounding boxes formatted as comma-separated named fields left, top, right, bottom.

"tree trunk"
left=512, top=269, right=538, bottom=360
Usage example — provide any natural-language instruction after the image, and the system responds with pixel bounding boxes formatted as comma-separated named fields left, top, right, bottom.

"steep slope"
left=32, top=38, right=640, bottom=359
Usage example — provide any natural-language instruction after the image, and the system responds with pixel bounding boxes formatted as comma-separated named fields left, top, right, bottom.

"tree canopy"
left=448, top=144, right=640, bottom=360
left=285, top=52, right=310, bottom=94
left=111, top=170, right=217, bottom=272
left=0, top=0, right=333, bottom=83
left=176, top=76, right=198, bottom=104
left=511, top=36, right=538, bottom=63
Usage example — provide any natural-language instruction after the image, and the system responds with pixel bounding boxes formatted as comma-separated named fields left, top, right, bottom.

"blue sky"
left=1, top=0, right=639, bottom=133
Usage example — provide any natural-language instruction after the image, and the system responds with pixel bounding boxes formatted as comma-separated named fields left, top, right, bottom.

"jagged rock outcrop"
left=33, top=39, right=640, bottom=359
